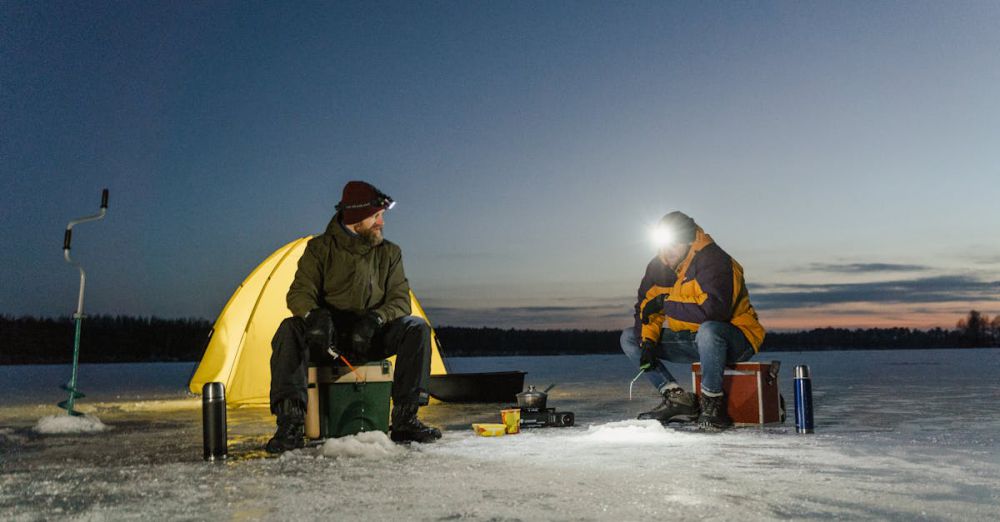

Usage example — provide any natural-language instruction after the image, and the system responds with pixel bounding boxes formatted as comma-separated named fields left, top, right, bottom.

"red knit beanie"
left=337, top=181, right=393, bottom=224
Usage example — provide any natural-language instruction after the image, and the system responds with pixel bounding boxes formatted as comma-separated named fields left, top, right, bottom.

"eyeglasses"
left=336, top=191, right=396, bottom=212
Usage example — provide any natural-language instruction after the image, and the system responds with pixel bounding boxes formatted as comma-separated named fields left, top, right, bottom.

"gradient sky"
left=3, top=1, right=998, bottom=332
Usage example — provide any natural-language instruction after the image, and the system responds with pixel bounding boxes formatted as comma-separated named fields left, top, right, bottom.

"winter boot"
left=697, top=393, right=733, bottom=432
left=637, top=387, right=699, bottom=423
left=390, top=403, right=442, bottom=444
left=265, top=398, right=306, bottom=453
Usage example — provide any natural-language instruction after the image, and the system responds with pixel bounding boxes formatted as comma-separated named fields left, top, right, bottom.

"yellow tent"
left=188, top=237, right=448, bottom=406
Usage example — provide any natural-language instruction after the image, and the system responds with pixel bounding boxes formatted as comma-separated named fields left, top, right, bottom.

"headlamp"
left=336, top=190, right=396, bottom=212
left=650, top=225, right=675, bottom=248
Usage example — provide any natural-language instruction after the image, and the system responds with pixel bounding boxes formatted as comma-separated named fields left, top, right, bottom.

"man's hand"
left=304, top=308, right=335, bottom=353
left=641, top=293, right=666, bottom=323
left=351, top=311, right=385, bottom=354
left=639, top=339, right=659, bottom=371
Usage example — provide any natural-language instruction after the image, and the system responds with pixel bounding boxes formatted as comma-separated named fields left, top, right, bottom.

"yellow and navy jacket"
left=632, top=256, right=677, bottom=335
left=636, top=228, right=765, bottom=352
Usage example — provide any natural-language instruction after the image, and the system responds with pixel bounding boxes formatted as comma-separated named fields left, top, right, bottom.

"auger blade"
left=59, top=383, right=86, bottom=399
left=56, top=400, right=85, bottom=416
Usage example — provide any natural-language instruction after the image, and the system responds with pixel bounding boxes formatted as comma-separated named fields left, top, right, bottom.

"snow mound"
left=583, top=419, right=695, bottom=444
left=320, top=431, right=403, bottom=459
left=33, top=414, right=108, bottom=434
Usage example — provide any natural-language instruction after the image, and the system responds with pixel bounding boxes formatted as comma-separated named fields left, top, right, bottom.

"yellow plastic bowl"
left=471, top=423, right=507, bottom=437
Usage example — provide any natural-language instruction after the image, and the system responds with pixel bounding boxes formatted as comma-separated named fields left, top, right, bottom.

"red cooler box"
left=691, top=361, right=783, bottom=425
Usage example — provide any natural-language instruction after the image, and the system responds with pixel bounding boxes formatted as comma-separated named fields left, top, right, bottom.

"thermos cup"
left=794, top=365, right=814, bottom=434
left=202, top=382, right=228, bottom=460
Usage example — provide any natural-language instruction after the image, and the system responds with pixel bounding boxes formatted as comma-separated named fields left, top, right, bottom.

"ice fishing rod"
left=58, top=188, right=109, bottom=416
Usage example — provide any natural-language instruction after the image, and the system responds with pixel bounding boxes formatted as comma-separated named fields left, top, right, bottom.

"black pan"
left=427, top=371, right=527, bottom=403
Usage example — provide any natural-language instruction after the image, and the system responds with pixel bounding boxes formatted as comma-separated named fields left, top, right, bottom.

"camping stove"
left=519, top=407, right=575, bottom=428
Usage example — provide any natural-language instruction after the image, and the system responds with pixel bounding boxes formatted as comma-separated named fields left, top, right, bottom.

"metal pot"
left=516, top=384, right=554, bottom=409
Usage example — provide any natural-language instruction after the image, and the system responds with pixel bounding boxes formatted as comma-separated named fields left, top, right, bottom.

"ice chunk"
left=33, top=414, right=108, bottom=434
left=320, top=431, right=403, bottom=459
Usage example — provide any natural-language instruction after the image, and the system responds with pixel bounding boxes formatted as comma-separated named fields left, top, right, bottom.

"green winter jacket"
left=286, top=213, right=411, bottom=323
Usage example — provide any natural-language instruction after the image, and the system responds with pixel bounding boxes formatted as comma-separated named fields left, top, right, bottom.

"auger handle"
left=64, top=188, right=109, bottom=251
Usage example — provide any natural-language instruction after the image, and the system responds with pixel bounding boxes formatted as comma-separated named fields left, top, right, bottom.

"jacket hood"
left=674, top=226, right=714, bottom=276
left=325, top=212, right=375, bottom=255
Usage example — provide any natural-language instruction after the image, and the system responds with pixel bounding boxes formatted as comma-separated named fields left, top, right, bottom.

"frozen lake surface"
left=2, top=349, right=999, bottom=520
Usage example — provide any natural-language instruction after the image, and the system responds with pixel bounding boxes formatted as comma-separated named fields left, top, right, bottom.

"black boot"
left=638, top=387, right=699, bottom=423
left=390, top=403, right=441, bottom=443
left=265, top=398, right=305, bottom=453
left=697, top=393, right=733, bottom=432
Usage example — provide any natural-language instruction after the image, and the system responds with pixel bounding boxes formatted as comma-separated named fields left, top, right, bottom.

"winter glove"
left=351, top=311, right=385, bottom=354
left=304, top=308, right=335, bottom=355
left=639, top=339, right=659, bottom=371
left=640, top=293, right=666, bottom=324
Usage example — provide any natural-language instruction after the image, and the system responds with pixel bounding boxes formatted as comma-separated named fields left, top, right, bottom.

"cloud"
left=970, top=254, right=1000, bottom=266
left=803, top=262, right=930, bottom=273
left=751, top=275, right=1000, bottom=310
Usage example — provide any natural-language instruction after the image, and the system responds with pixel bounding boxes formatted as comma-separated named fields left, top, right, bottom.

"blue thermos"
left=794, top=365, right=814, bottom=434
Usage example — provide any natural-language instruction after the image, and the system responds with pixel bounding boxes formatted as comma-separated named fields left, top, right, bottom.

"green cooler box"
left=316, top=360, right=393, bottom=438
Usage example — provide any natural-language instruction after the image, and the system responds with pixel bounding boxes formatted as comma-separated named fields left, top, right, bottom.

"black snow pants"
left=269, top=311, right=432, bottom=414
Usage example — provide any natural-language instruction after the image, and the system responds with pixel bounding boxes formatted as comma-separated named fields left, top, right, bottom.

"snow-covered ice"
left=1, top=349, right=999, bottom=520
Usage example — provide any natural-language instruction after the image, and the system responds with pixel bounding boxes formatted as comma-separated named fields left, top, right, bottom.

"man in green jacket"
left=266, top=181, right=441, bottom=453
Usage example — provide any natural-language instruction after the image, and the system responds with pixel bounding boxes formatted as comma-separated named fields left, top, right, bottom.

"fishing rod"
left=58, top=188, right=109, bottom=416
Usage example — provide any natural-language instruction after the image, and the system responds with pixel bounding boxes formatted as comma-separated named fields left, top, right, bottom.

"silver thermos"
left=202, top=382, right=228, bottom=460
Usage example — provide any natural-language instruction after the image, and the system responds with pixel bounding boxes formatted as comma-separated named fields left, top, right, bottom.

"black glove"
left=639, top=339, right=659, bottom=371
left=640, top=293, right=666, bottom=323
left=351, top=311, right=385, bottom=354
left=304, top=308, right=335, bottom=355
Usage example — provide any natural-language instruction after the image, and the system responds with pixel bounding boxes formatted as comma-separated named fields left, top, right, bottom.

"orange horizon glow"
left=756, top=301, right=1000, bottom=332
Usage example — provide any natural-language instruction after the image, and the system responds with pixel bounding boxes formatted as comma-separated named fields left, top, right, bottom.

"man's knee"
left=272, top=316, right=306, bottom=350
left=276, top=316, right=304, bottom=335
left=695, top=321, right=731, bottom=354
left=391, top=315, right=431, bottom=351
left=396, top=315, right=431, bottom=339
left=697, top=321, right=727, bottom=340
left=620, top=327, right=641, bottom=356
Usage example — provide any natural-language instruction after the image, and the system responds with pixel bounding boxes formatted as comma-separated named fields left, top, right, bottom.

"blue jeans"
left=620, top=321, right=754, bottom=395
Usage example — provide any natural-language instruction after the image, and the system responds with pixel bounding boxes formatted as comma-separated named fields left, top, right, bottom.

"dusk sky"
left=3, top=1, right=998, bottom=332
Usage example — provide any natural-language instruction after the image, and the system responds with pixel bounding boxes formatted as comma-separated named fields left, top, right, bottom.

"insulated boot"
left=637, top=387, right=699, bottom=423
left=265, top=398, right=306, bottom=453
left=697, top=393, right=733, bottom=432
left=390, top=403, right=442, bottom=444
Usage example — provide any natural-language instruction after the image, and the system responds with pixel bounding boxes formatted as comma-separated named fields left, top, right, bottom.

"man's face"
left=355, top=210, right=385, bottom=246
left=658, top=242, right=691, bottom=269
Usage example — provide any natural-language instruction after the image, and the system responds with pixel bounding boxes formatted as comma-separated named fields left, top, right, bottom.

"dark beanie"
left=337, top=181, right=391, bottom=224
left=658, top=211, right=697, bottom=244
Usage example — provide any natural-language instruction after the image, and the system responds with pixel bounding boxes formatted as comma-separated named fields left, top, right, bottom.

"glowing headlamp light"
left=650, top=225, right=675, bottom=248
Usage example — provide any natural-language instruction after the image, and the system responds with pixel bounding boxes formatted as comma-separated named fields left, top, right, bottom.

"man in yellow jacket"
left=621, top=211, right=765, bottom=431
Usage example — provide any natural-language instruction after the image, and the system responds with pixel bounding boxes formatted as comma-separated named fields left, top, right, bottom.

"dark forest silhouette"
left=0, top=311, right=997, bottom=364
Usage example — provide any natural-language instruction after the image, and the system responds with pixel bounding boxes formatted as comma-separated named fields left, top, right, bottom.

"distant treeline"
left=0, top=315, right=211, bottom=365
left=1, top=311, right=997, bottom=364
left=435, top=322, right=998, bottom=356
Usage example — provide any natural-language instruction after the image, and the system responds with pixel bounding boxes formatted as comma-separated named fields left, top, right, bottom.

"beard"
left=357, top=224, right=384, bottom=246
